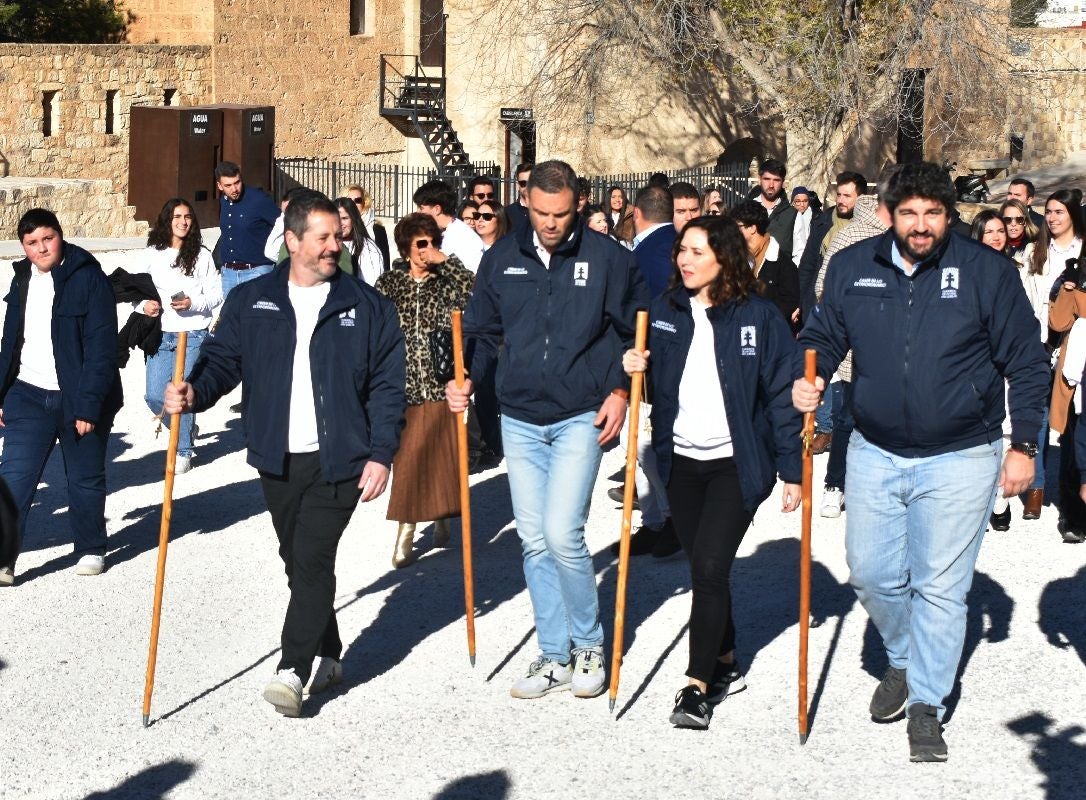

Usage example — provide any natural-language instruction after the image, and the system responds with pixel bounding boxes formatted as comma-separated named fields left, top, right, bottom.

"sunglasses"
left=414, top=238, right=434, bottom=249
left=473, top=192, right=494, bottom=200
left=517, top=180, right=528, bottom=187
left=472, top=212, right=496, bottom=222
left=1002, top=216, right=1025, bottom=224
left=352, top=197, right=365, bottom=205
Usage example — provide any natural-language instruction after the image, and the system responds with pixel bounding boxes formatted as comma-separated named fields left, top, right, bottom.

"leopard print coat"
left=375, top=255, right=475, bottom=405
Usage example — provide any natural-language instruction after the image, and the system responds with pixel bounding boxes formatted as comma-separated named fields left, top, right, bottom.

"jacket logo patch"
left=853, top=277, right=886, bottom=288
left=340, top=308, right=355, bottom=327
left=574, top=262, right=589, bottom=287
left=740, top=325, right=757, bottom=356
left=941, top=267, right=959, bottom=299
left=252, top=300, right=280, bottom=311
left=651, top=320, right=676, bottom=334
left=503, top=266, right=528, bottom=275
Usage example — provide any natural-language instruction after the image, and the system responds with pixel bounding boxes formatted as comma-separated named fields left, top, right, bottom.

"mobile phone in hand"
left=171, top=291, right=188, bottom=302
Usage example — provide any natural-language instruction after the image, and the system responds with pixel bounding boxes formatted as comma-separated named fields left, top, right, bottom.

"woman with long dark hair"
left=606, top=185, right=634, bottom=245
left=622, top=215, right=802, bottom=729
left=334, top=197, right=385, bottom=285
left=474, top=200, right=508, bottom=249
left=136, top=198, right=221, bottom=473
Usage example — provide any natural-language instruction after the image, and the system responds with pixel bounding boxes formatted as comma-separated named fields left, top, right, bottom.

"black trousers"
left=1058, top=403, right=1086, bottom=528
left=666, top=454, right=752, bottom=684
left=260, top=452, right=361, bottom=684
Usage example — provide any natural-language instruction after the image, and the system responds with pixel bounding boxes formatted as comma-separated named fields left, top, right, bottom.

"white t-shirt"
left=19, top=265, right=60, bottom=391
left=440, top=217, right=486, bottom=274
left=286, top=281, right=331, bottom=453
left=673, top=299, right=733, bottom=460
left=132, top=246, right=222, bottom=332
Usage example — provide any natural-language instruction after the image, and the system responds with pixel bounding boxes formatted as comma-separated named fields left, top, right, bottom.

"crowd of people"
left=0, top=153, right=1082, bottom=764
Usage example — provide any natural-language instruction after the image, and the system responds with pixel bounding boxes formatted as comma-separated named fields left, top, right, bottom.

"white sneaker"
left=175, top=455, right=192, bottom=474
left=304, top=657, right=343, bottom=696
left=571, top=646, right=606, bottom=698
left=821, top=487, right=844, bottom=519
left=0, top=566, right=14, bottom=587
left=75, top=555, right=106, bottom=576
left=509, top=656, right=572, bottom=699
left=263, top=668, right=304, bottom=717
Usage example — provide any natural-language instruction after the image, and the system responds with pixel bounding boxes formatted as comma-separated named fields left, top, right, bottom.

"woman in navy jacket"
left=622, top=215, right=802, bottom=729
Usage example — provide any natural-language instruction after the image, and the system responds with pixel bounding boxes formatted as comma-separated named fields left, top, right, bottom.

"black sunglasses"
left=1002, top=215, right=1025, bottom=224
left=414, top=238, right=434, bottom=249
left=352, top=197, right=365, bottom=205
left=474, top=212, right=496, bottom=221
left=473, top=192, right=494, bottom=200
left=517, top=180, right=528, bottom=187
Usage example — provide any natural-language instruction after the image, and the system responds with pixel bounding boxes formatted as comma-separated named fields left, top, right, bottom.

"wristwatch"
left=1009, top=441, right=1039, bottom=458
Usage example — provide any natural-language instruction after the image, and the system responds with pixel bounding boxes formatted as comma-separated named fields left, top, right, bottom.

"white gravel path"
left=0, top=253, right=1084, bottom=799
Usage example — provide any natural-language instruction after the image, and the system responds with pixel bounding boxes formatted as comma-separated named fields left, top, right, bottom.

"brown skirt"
left=386, top=400, right=461, bottom=522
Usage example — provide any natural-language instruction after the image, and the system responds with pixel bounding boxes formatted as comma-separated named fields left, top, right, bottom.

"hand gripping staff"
left=798, top=348, right=817, bottom=744
left=608, top=310, right=649, bottom=714
left=142, top=330, right=188, bottom=727
left=451, top=310, right=477, bottom=667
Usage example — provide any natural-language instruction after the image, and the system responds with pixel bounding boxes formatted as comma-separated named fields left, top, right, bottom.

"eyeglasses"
left=473, top=212, right=496, bottom=222
left=517, top=180, right=528, bottom=187
left=352, top=197, right=365, bottom=206
left=414, top=238, right=434, bottom=250
left=1002, top=216, right=1025, bottom=224
left=473, top=192, right=494, bottom=200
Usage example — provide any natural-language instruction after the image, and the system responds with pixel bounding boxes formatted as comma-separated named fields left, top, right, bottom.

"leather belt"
left=223, top=261, right=262, bottom=270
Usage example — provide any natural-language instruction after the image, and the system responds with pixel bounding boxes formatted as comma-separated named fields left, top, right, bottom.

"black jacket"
left=0, top=242, right=122, bottom=425
left=109, top=268, right=162, bottom=367
left=749, top=191, right=798, bottom=261
left=798, top=208, right=835, bottom=321
left=645, top=287, right=802, bottom=513
left=800, top=230, right=1050, bottom=457
left=464, top=219, right=649, bottom=426
left=756, top=240, right=800, bottom=334
left=187, top=264, right=407, bottom=480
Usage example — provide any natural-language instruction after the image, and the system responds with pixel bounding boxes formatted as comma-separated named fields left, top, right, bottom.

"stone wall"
left=0, top=44, right=212, bottom=197
left=0, top=177, right=148, bottom=239
left=124, top=0, right=214, bottom=46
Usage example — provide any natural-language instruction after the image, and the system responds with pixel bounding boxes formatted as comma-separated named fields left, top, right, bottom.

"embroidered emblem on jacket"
left=252, top=300, right=280, bottom=311
left=503, top=266, right=528, bottom=275
left=651, top=319, right=676, bottom=334
left=741, top=325, right=757, bottom=356
left=340, top=308, right=356, bottom=327
left=574, top=262, right=589, bottom=287
left=853, top=277, right=887, bottom=288
left=941, top=267, right=959, bottom=299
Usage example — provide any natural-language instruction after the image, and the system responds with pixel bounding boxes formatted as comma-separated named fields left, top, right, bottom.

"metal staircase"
left=379, top=54, right=475, bottom=181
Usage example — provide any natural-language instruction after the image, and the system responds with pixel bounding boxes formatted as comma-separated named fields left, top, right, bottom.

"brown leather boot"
left=1022, top=489, right=1043, bottom=520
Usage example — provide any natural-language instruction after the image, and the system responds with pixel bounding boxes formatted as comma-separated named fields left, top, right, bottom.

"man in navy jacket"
left=794, top=162, right=1049, bottom=762
left=166, top=191, right=406, bottom=717
left=448, top=160, right=649, bottom=701
left=0, top=209, right=122, bottom=584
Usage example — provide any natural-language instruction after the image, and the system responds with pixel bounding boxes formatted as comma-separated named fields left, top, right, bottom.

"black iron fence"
left=273, top=158, right=753, bottom=224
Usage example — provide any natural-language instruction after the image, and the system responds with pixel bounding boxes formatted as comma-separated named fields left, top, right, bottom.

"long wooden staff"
left=609, top=310, right=650, bottom=714
left=142, top=330, right=188, bottom=727
left=798, top=348, right=817, bottom=744
left=451, top=310, right=476, bottom=667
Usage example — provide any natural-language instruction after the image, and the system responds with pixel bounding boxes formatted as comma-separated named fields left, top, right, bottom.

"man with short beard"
left=793, top=162, right=1048, bottom=763
left=448, top=160, right=648, bottom=701
left=751, top=158, right=797, bottom=260
left=798, top=171, right=868, bottom=322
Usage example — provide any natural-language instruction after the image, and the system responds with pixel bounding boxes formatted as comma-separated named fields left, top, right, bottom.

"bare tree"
left=453, top=1, right=1018, bottom=190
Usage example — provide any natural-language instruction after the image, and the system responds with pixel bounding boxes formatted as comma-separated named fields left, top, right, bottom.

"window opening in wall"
left=350, top=0, right=366, bottom=35
left=42, top=91, right=58, bottom=137
left=163, top=88, right=177, bottom=106
left=105, top=90, right=118, bottom=135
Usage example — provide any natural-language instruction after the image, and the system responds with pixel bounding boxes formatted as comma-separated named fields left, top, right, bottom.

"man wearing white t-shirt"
left=165, top=191, right=406, bottom=717
left=413, top=179, right=486, bottom=273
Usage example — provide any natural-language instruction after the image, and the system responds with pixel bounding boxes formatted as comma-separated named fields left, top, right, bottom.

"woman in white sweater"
left=134, top=199, right=222, bottom=472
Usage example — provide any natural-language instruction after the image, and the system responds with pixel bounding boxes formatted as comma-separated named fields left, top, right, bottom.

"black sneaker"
left=870, top=666, right=908, bottom=722
left=607, top=485, right=638, bottom=509
left=1058, top=518, right=1086, bottom=544
left=609, top=524, right=661, bottom=557
left=907, top=703, right=948, bottom=762
left=989, top=508, right=1011, bottom=532
left=651, top=520, right=682, bottom=559
left=669, top=685, right=710, bottom=729
left=706, top=660, right=747, bottom=703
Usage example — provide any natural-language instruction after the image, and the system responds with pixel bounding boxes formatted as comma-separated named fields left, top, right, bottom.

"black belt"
left=223, top=262, right=264, bottom=270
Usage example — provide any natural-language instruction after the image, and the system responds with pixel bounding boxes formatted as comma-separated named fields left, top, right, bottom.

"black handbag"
left=429, top=328, right=455, bottom=383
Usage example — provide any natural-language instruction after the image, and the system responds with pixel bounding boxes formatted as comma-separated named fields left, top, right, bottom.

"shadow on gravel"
left=433, top=770, right=511, bottom=799
left=14, top=478, right=266, bottom=584
left=1007, top=713, right=1086, bottom=800
left=83, top=759, right=197, bottom=799
left=0, top=657, right=6, bottom=672
left=1039, top=565, right=1086, bottom=668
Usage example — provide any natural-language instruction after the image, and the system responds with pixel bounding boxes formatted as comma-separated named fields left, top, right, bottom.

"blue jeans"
left=145, top=330, right=208, bottom=457
left=502, top=411, right=605, bottom=663
left=815, top=380, right=841, bottom=435
left=221, top=263, right=273, bottom=298
left=0, top=380, right=114, bottom=563
left=844, top=430, right=1000, bottom=719
left=825, top=380, right=854, bottom=489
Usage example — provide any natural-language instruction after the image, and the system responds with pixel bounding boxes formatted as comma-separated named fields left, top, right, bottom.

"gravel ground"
left=0, top=256, right=1084, bottom=800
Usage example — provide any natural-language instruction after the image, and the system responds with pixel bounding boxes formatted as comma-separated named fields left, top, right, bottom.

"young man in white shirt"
left=413, top=180, right=486, bottom=273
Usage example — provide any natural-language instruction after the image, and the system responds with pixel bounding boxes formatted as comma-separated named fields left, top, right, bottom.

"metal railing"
left=379, top=54, right=445, bottom=118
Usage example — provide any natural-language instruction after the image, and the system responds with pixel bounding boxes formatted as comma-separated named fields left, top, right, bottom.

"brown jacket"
left=1048, top=286, right=1086, bottom=433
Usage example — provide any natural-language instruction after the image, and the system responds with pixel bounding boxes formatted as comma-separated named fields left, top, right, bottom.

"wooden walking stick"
left=609, top=309, right=650, bottom=714
left=451, top=310, right=476, bottom=667
left=142, top=330, right=188, bottom=727
left=798, top=348, right=817, bottom=744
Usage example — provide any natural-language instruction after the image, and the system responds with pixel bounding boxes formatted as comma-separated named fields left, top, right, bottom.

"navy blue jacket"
left=798, top=208, right=834, bottom=321
left=218, top=186, right=280, bottom=266
left=464, top=219, right=649, bottom=426
left=800, top=230, right=1050, bottom=457
left=187, top=264, right=406, bottom=481
left=0, top=242, right=122, bottom=425
left=634, top=224, right=677, bottom=298
left=646, top=287, right=802, bottom=513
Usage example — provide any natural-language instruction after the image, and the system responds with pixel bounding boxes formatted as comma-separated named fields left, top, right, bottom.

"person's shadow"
left=1039, top=565, right=1086, bottom=668
left=1007, top=713, right=1086, bottom=800
left=433, top=770, right=511, bottom=800
left=82, top=759, right=197, bottom=799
